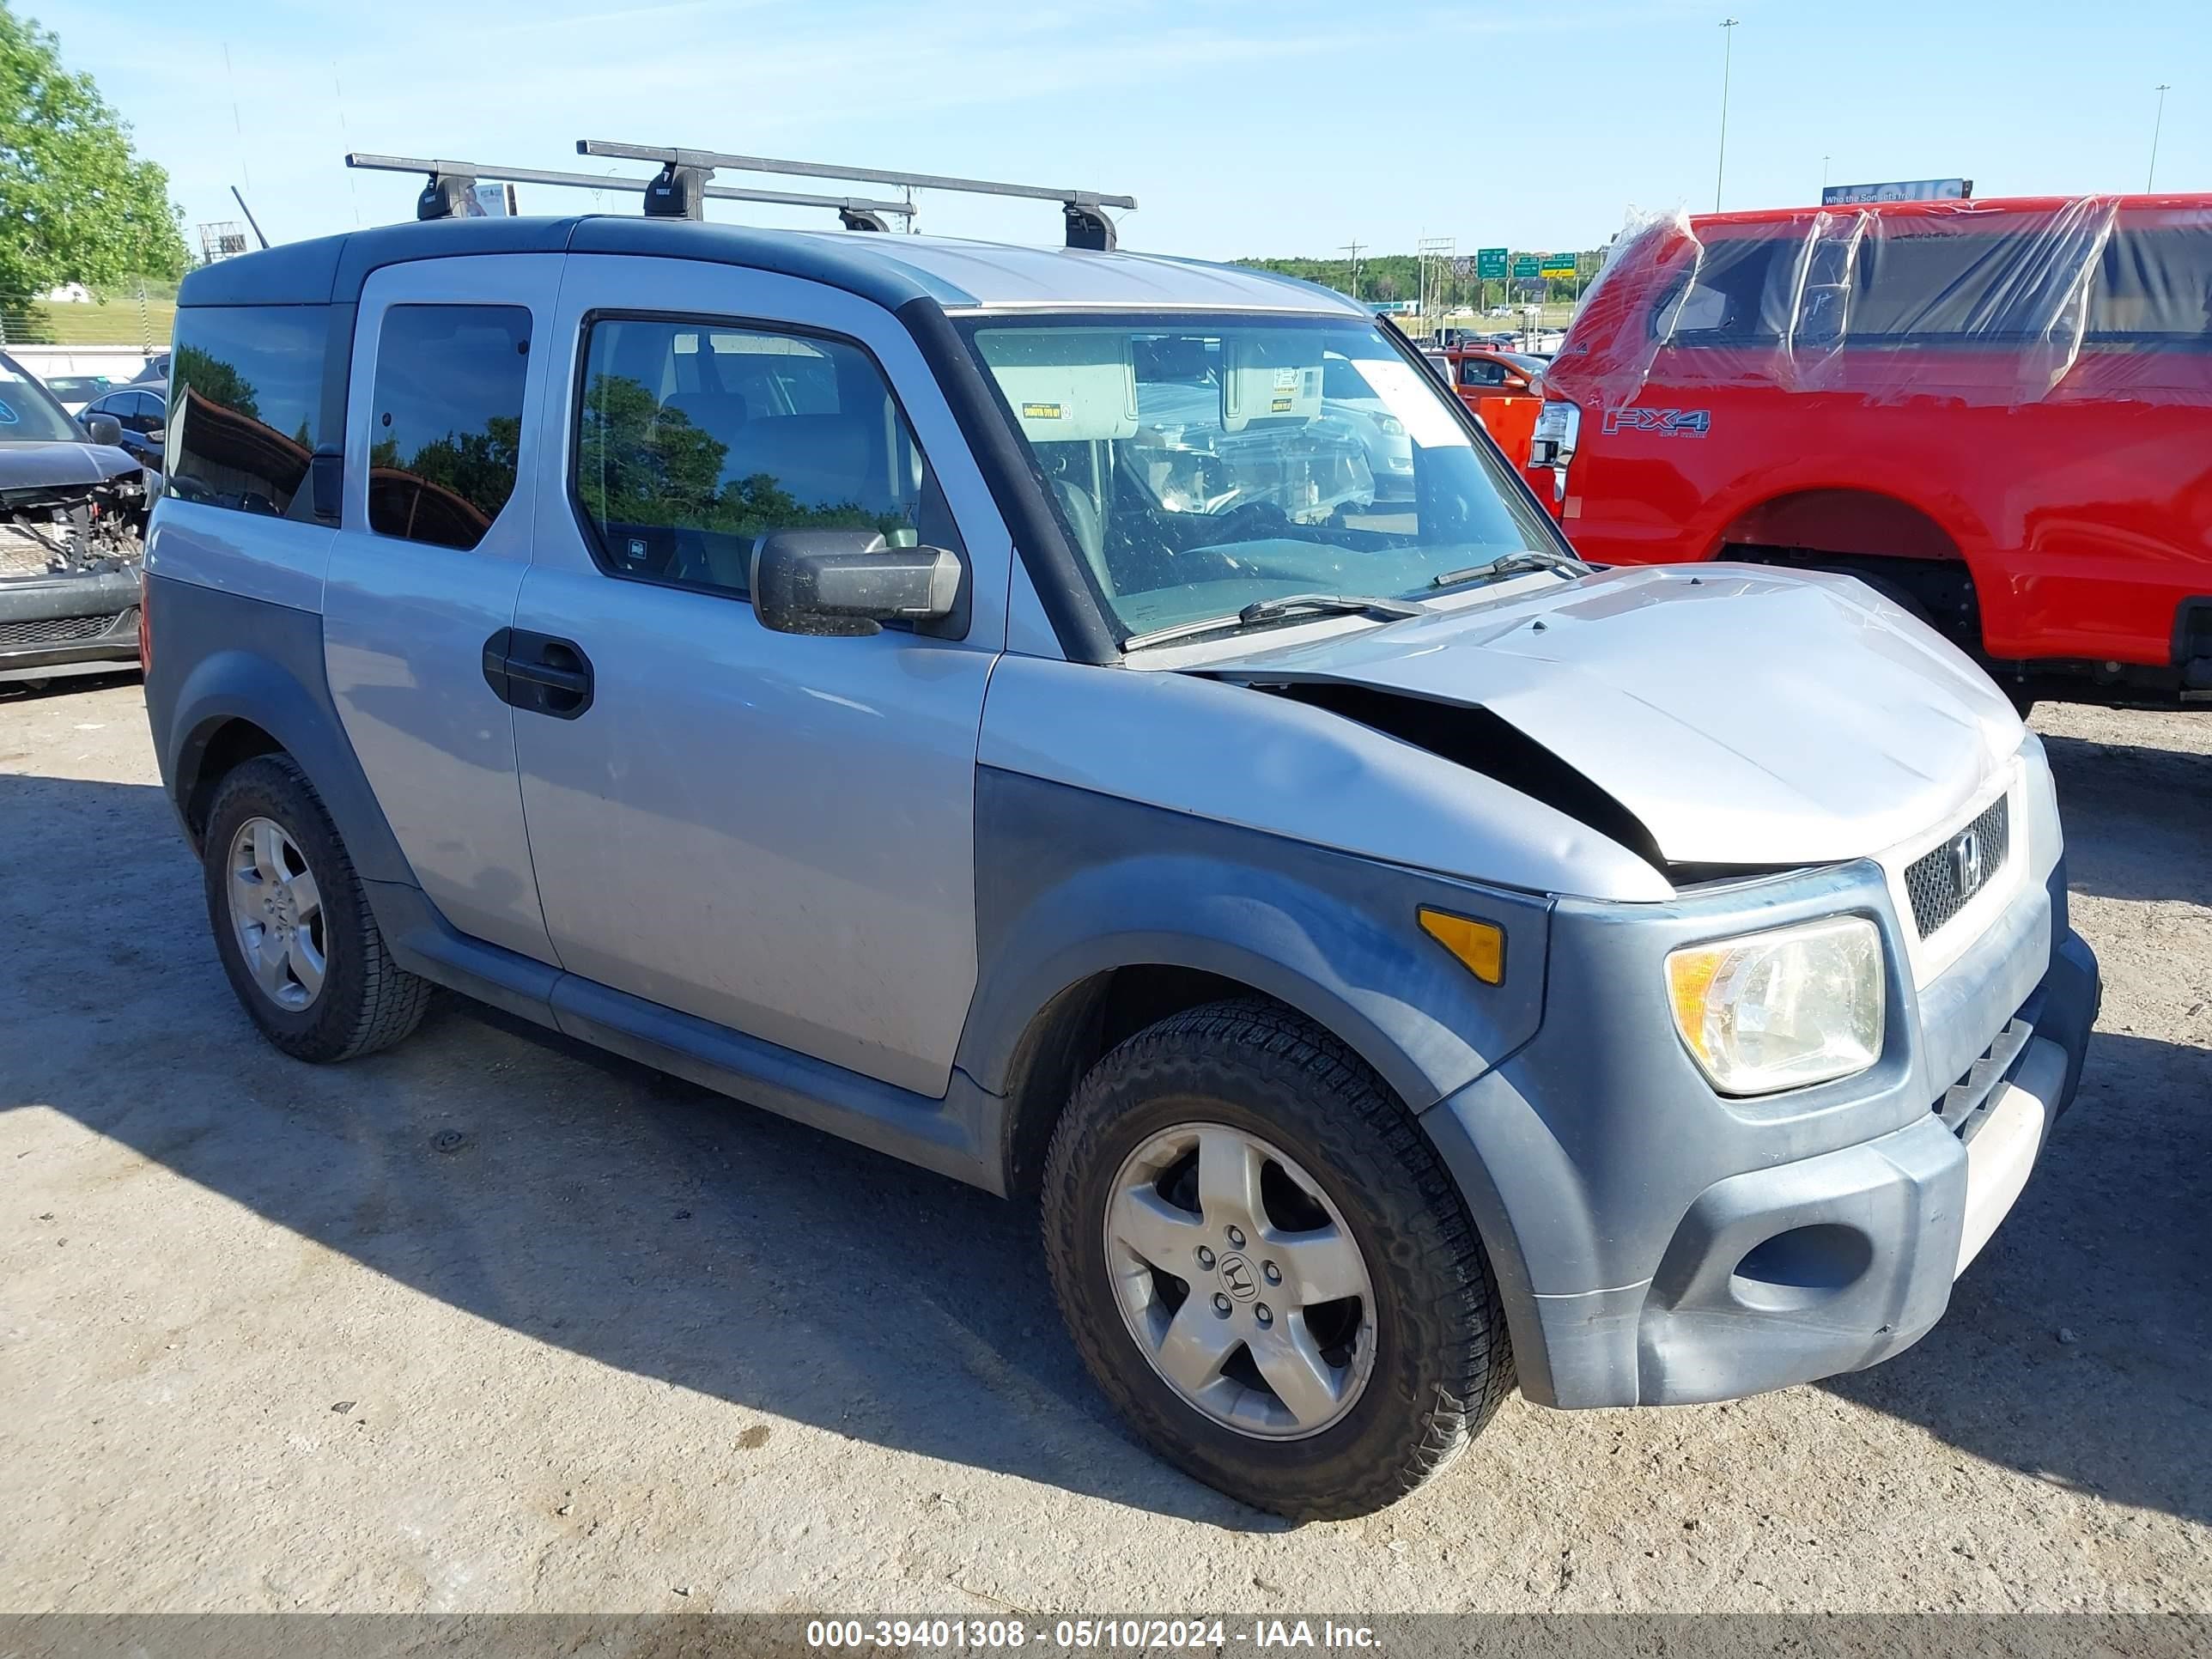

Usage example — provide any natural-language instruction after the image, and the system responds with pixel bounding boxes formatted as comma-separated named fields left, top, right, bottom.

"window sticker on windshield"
left=1346, top=358, right=1467, bottom=449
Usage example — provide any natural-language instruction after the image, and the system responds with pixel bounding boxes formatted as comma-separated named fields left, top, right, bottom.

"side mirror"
left=310, top=444, right=344, bottom=524
left=82, top=413, right=124, bottom=448
left=751, top=530, right=963, bottom=638
left=1501, top=373, right=1532, bottom=393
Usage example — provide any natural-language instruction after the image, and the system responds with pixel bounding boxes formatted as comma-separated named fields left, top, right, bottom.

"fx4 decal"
left=1601, top=408, right=1711, bottom=436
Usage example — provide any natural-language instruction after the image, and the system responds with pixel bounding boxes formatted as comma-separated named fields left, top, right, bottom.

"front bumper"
left=0, top=568, right=142, bottom=680
left=1419, top=851, right=2100, bottom=1411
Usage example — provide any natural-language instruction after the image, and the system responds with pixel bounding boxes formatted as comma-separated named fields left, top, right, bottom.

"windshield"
left=965, top=313, right=1561, bottom=644
left=0, top=356, right=88, bottom=443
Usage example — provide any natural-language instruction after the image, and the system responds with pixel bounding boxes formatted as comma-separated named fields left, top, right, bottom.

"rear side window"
left=573, top=316, right=943, bottom=596
left=2087, top=228, right=2212, bottom=346
left=1650, top=238, right=1792, bottom=343
left=368, top=305, right=532, bottom=550
left=169, top=306, right=327, bottom=518
left=1847, top=225, right=2094, bottom=342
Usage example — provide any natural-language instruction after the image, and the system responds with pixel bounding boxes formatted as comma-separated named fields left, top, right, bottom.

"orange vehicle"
left=1441, top=344, right=1547, bottom=465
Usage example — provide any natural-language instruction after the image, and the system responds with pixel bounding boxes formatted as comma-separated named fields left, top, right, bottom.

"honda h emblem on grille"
left=1951, top=828, right=1985, bottom=901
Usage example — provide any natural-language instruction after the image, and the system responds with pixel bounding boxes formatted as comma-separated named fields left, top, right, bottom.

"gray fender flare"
left=155, top=605, right=412, bottom=889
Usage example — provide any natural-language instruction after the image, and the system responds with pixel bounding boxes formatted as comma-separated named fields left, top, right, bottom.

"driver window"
left=573, top=317, right=953, bottom=597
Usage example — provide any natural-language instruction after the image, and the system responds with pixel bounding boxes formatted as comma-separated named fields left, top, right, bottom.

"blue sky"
left=26, top=0, right=2212, bottom=260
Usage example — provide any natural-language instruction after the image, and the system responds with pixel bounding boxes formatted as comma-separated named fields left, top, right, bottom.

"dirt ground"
left=2, top=676, right=2205, bottom=1615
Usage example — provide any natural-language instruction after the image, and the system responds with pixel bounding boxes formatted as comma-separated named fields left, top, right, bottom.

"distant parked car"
left=82, top=382, right=166, bottom=475
left=40, top=374, right=113, bottom=415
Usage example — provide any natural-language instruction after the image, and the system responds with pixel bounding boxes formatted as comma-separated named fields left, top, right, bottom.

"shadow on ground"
left=0, top=770, right=1281, bottom=1531
left=2, top=746, right=2207, bottom=1530
left=2040, top=731, right=2212, bottom=907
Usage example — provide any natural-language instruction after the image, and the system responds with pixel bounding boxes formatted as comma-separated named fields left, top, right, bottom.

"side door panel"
left=323, top=254, right=566, bottom=963
left=512, top=258, right=1012, bottom=1097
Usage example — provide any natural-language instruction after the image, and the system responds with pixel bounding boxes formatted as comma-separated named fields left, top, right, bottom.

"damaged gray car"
left=144, top=216, right=2099, bottom=1520
left=1, top=350, right=148, bottom=687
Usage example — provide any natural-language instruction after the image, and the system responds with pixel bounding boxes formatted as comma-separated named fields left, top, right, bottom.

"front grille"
left=0, top=608, right=131, bottom=647
left=1904, top=796, right=2009, bottom=938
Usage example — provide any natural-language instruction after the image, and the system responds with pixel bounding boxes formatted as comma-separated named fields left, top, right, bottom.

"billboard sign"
left=1476, top=246, right=1509, bottom=279
left=463, top=181, right=520, bottom=217
left=1821, top=178, right=1972, bottom=205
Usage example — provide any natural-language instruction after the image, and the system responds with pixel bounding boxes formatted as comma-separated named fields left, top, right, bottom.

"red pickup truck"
left=1525, top=193, right=2212, bottom=703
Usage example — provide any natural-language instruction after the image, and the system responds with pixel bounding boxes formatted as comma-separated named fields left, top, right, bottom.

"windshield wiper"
left=1429, top=549, right=1590, bottom=589
left=1121, top=592, right=1423, bottom=653
left=1238, top=592, right=1425, bottom=625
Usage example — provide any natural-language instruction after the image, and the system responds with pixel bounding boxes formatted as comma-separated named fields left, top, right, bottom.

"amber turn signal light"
left=1418, top=908, right=1505, bottom=986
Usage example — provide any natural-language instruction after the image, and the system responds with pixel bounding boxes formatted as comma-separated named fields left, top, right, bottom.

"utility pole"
left=1716, top=18, right=1739, bottom=213
left=1341, top=240, right=1364, bottom=301
left=2149, top=85, right=2172, bottom=191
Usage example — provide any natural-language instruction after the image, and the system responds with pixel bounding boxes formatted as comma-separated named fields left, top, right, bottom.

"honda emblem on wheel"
left=1218, top=1253, right=1258, bottom=1302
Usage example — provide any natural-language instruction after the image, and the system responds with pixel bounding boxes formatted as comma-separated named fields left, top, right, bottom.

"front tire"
left=202, top=754, right=431, bottom=1063
left=1041, top=1000, right=1514, bottom=1518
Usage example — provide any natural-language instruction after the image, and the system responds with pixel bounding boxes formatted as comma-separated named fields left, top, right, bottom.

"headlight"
left=1376, top=415, right=1405, bottom=438
left=1665, top=915, right=1884, bottom=1096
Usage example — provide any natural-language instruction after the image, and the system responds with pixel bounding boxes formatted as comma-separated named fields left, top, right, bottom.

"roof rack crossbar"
left=343, top=153, right=915, bottom=228
left=577, top=139, right=1133, bottom=248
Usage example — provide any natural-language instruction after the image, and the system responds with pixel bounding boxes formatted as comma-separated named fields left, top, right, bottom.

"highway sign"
left=1476, top=246, right=1509, bottom=279
left=1540, top=254, right=1579, bottom=279
left=1511, top=254, right=1540, bottom=279
left=1822, top=178, right=1972, bottom=205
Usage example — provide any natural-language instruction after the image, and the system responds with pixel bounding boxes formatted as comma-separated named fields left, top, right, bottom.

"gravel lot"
left=2, top=676, right=2205, bottom=1614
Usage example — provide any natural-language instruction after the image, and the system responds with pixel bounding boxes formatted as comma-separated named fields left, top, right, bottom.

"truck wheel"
left=201, top=754, right=431, bottom=1063
left=1041, top=999, right=1513, bottom=1518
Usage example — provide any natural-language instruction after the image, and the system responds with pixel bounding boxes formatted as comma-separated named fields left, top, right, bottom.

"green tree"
left=0, top=1, right=191, bottom=299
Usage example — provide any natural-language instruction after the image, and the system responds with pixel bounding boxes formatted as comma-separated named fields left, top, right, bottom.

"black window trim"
left=564, top=306, right=954, bottom=609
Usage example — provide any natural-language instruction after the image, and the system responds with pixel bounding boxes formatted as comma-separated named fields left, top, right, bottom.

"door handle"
left=483, top=629, right=595, bottom=720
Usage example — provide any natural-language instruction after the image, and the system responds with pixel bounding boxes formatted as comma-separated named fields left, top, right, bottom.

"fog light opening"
left=1729, top=1224, right=1875, bottom=1313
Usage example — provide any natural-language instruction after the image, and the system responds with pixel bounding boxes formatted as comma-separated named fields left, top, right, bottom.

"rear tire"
left=1041, top=999, right=1514, bottom=1519
left=202, top=754, right=431, bottom=1063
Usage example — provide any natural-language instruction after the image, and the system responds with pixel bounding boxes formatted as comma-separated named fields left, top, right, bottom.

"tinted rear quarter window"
left=2087, top=227, right=2212, bottom=345
left=368, top=304, right=532, bottom=550
left=168, top=306, right=327, bottom=517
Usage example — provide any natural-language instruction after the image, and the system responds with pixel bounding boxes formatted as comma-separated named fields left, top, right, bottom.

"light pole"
left=1716, top=18, right=1740, bottom=212
left=1822, top=154, right=1832, bottom=191
left=2148, top=84, right=2172, bottom=191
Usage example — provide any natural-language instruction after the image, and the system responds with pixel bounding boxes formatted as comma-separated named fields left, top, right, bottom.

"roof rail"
left=343, top=152, right=915, bottom=230
left=576, top=139, right=1135, bottom=249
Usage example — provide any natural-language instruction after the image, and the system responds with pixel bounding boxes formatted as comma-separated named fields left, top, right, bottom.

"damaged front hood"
left=0, top=440, right=143, bottom=495
left=1200, top=564, right=2023, bottom=867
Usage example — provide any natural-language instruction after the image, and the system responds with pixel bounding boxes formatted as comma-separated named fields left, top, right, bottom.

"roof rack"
left=343, top=152, right=916, bottom=230
left=576, top=139, right=1136, bottom=250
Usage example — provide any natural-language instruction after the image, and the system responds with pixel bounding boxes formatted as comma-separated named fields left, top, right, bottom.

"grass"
left=1, top=281, right=178, bottom=350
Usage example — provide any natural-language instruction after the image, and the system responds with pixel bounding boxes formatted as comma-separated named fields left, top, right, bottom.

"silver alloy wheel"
left=225, top=816, right=326, bottom=1012
left=1104, top=1121, right=1376, bottom=1440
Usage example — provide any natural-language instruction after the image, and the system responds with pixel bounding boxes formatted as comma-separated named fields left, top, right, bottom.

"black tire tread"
left=203, top=754, right=431, bottom=1063
left=1042, top=998, right=1512, bottom=1519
